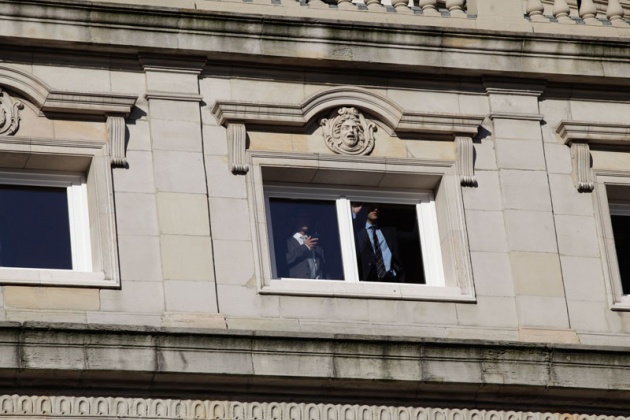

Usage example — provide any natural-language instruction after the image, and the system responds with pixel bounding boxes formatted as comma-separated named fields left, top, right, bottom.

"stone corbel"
left=455, top=136, right=476, bottom=187
left=556, top=121, right=630, bottom=192
left=107, top=115, right=128, bottom=168
left=570, top=142, right=594, bottom=192
left=227, top=123, right=249, bottom=174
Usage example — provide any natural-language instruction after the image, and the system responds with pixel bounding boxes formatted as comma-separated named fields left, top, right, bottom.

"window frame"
left=264, top=183, right=445, bottom=287
left=249, top=153, right=476, bottom=303
left=0, top=169, right=92, bottom=273
left=593, top=173, right=630, bottom=310
left=0, top=142, right=120, bottom=288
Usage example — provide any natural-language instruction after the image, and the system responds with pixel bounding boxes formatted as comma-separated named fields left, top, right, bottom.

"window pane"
left=351, top=202, right=425, bottom=284
left=268, top=198, right=344, bottom=280
left=0, top=185, right=73, bottom=270
left=611, top=215, right=630, bottom=294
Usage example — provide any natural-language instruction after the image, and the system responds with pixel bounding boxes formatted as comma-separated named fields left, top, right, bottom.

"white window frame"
left=265, top=184, right=445, bottom=287
left=0, top=169, right=93, bottom=272
left=593, top=174, right=630, bottom=310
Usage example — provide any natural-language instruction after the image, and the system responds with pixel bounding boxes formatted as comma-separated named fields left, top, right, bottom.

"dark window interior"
left=0, top=184, right=73, bottom=270
left=268, top=197, right=344, bottom=280
left=268, top=196, right=426, bottom=284
left=351, top=202, right=425, bottom=284
left=611, top=214, right=630, bottom=294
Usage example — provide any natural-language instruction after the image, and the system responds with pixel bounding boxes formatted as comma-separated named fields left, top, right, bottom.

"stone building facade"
left=1, top=0, right=630, bottom=417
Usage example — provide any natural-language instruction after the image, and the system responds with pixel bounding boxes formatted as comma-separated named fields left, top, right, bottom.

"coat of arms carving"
left=320, top=107, right=376, bottom=156
left=0, top=88, right=24, bottom=136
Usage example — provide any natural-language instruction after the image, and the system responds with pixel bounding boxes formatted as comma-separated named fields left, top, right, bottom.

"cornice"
left=554, top=120, right=630, bottom=193
left=3, top=1, right=630, bottom=83
left=1, top=322, right=630, bottom=412
left=43, top=91, right=138, bottom=116
left=556, top=121, right=630, bottom=146
left=145, top=91, right=204, bottom=102
left=489, top=113, right=545, bottom=121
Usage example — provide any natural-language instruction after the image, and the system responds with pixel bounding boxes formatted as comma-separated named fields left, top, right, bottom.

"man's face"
left=366, top=205, right=379, bottom=224
left=340, top=118, right=360, bottom=147
left=295, top=215, right=311, bottom=234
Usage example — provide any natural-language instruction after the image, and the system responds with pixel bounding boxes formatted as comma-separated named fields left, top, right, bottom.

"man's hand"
left=304, top=236, right=318, bottom=250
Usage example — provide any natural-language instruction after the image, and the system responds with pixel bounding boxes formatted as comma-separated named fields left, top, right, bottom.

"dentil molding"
left=0, top=395, right=624, bottom=420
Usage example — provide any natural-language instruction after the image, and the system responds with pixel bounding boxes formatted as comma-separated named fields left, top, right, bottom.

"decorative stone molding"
left=139, top=54, right=207, bottom=75
left=488, top=113, right=545, bottom=122
left=107, top=115, right=127, bottom=168
left=212, top=87, right=484, bottom=181
left=42, top=91, right=137, bottom=117
left=145, top=91, right=204, bottom=102
left=483, top=77, right=547, bottom=97
left=570, top=142, right=595, bottom=192
left=0, top=65, right=136, bottom=118
left=0, top=395, right=626, bottom=420
left=320, top=107, right=376, bottom=156
left=556, top=121, right=630, bottom=192
left=455, top=136, right=475, bottom=186
left=0, top=65, right=136, bottom=176
left=0, top=88, right=24, bottom=136
left=227, top=123, right=249, bottom=174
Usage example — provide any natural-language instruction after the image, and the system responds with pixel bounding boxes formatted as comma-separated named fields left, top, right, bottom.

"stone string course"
left=0, top=396, right=626, bottom=420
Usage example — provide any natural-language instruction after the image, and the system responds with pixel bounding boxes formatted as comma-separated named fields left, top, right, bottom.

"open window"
left=596, top=181, right=630, bottom=307
left=265, top=184, right=445, bottom=286
left=608, top=199, right=630, bottom=296
left=250, top=157, right=475, bottom=302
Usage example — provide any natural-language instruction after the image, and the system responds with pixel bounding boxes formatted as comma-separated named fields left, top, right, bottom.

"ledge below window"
left=0, top=267, right=109, bottom=287
left=260, top=279, right=476, bottom=302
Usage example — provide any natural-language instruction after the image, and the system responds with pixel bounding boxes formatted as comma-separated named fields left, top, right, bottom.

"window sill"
left=260, top=279, right=476, bottom=302
left=0, top=267, right=111, bottom=288
left=611, top=296, right=630, bottom=311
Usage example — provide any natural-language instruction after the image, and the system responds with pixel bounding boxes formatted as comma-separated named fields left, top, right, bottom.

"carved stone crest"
left=320, top=107, right=376, bottom=155
left=0, top=88, right=24, bottom=136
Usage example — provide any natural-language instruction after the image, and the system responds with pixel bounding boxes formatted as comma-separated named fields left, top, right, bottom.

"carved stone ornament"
left=0, top=88, right=24, bottom=136
left=0, top=395, right=621, bottom=420
left=107, top=115, right=127, bottom=168
left=320, top=107, right=376, bottom=156
left=455, top=136, right=476, bottom=187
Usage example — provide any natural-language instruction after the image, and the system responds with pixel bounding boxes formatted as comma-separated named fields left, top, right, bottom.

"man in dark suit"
left=352, top=203, right=405, bottom=283
left=286, top=213, right=326, bottom=279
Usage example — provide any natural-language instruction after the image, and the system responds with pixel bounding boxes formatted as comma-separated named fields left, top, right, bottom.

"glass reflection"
left=0, top=184, right=72, bottom=270
left=351, top=202, right=425, bottom=284
left=268, top=198, right=344, bottom=280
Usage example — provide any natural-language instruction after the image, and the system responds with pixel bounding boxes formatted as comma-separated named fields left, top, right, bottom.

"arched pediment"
left=0, top=65, right=50, bottom=107
left=212, top=86, right=483, bottom=137
left=0, top=65, right=137, bottom=167
left=212, top=86, right=484, bottom=185
left=0, top=65, right=136, bottom=117
left=212, top=86, right=404, bottom=131
left=300, top=87, right=404, bottom=131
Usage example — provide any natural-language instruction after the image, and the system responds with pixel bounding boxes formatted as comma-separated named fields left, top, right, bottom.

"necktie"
left=371, top=226, right=387, bottom=279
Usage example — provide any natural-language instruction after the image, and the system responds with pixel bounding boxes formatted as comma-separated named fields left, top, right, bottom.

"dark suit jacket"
left=286, top=237, right=326, bottom=279
left=355, top=226, right=405, bottom=283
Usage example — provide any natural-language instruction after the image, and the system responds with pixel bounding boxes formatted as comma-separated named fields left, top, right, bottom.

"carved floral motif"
left=0, top=88, right=24, bottom=136
left=0, top=395, right=623, bottom=420
left=320, top=107, right=376, bottom=156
